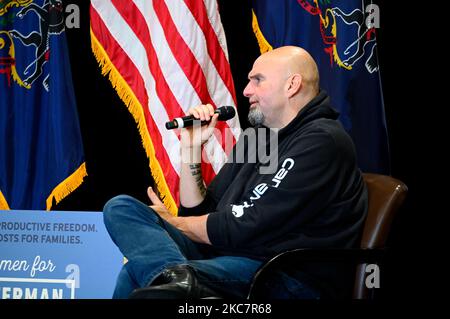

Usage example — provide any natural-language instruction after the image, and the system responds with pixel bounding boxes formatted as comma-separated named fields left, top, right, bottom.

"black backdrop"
left=54, top=1, right=426, bottom=300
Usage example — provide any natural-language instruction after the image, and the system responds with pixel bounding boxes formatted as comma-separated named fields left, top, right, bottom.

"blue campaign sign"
left=0, top=210, right=123, bottom=299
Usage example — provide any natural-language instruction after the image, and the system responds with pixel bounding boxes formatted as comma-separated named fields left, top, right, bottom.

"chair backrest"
left=353, top=173, right=408, bottom=299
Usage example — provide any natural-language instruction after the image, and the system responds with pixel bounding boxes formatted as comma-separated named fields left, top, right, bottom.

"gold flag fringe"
left=0, top=190, right=10, bottom=210
left=251, top=10, right=273, bottom=54
left=0, top=165, right=86, bottom=210
left=46, top=162, right=87, bottom=211
left=90, top=28, right=177, bottom=215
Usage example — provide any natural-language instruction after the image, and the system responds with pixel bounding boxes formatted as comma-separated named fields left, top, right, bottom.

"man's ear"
left=286, top=74, right=302, bottom=98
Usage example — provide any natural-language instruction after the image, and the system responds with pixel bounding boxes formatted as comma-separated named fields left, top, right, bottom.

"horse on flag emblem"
left=1, top=0, right=64, bottom=90
left=297, top=0, right=379, bottom=73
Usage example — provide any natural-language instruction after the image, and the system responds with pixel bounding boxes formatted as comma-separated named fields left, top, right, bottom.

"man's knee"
left=103, top=195, right=159, bottom=230
left=103, top=195, right=139, bottom=226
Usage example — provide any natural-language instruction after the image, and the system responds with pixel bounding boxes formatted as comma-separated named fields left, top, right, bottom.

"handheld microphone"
left=165, top=106, right=236, bottom=130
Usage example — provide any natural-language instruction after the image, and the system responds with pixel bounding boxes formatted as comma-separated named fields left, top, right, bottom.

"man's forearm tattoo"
left=189, top=164, right=206, bottom=197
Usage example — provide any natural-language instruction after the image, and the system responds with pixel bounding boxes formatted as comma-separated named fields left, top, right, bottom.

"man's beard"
left=248, top=107, right=265, bottom=126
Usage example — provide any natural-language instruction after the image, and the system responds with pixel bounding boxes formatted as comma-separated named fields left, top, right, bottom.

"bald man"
left=244, top=46, right=319, bottom=128
left=103, top=46, right=368, bottom=299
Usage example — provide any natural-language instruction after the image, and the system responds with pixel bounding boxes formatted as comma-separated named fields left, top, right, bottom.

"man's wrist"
left=181, top=145, right=202, bottom=163
left=180, top=144, right=201, bottom=151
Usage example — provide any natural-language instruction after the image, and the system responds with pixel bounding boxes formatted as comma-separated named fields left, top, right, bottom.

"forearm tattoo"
left=189, top=164, right=206, bottom=197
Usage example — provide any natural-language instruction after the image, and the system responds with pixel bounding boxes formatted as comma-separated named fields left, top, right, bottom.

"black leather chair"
left=247, top=173, right=408, bottom=299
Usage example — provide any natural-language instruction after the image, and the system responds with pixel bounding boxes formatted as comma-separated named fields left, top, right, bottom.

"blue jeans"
left=103, top=195, right=262, bottom=299
left=103, top=195, right=320, bottom=299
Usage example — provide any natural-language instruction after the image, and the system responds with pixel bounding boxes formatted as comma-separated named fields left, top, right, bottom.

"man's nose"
left=243, top=82, right=252, bottom=97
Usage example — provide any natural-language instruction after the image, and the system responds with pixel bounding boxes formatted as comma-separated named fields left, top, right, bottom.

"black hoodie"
left=179, top=90, right=368, bottom=297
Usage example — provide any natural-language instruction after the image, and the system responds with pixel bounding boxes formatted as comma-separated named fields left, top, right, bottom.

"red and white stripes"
left=90, top=0, right=240, bottom=213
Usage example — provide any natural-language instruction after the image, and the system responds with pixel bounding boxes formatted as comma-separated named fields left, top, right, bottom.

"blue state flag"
left=251, top=0, right=390, bottom=173
left=0, top=0, right=86, bottom=210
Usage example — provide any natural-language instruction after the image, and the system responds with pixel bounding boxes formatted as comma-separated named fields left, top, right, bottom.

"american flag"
left=90, top=0, right=240, bottom=214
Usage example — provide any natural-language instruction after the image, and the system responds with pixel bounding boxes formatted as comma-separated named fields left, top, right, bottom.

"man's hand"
left=147, top=186, right=174, bottom=219
left=147, top=187, right=211, bottom=244
left=180, top=104, right=219, bottom=149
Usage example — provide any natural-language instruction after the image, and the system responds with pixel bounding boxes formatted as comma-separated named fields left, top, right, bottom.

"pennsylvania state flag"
left=0, top=0, right=86, bottom=210
left=252, top=0, right=390, bottom=173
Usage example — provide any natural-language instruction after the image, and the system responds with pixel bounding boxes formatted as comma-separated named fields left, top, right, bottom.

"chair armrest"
left=247, top=248, right=385, bottom=299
